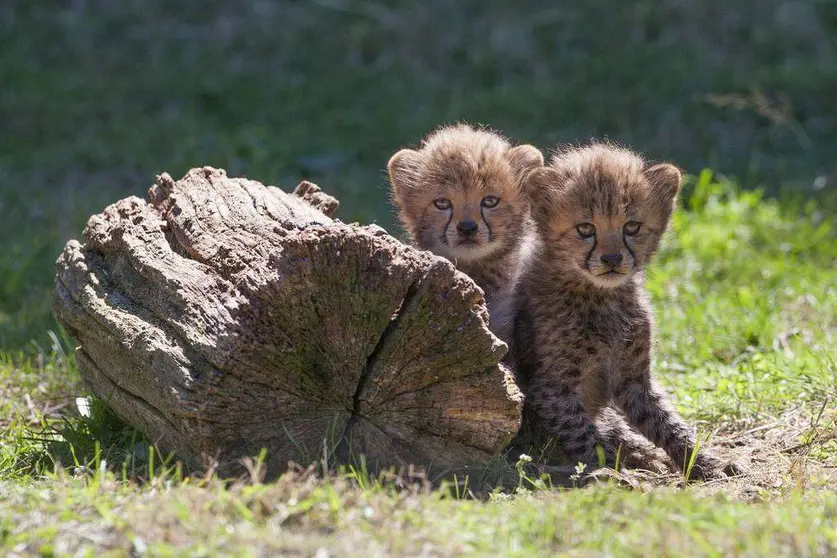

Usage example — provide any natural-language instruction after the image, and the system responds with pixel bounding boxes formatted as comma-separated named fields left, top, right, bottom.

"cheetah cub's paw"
left=687, top=453, right=747, bottom=481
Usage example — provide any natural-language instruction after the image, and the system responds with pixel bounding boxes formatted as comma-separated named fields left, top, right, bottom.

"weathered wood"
left=54, top=167, right=522, bottom=478
left=292, top=180, right=339, bottom=218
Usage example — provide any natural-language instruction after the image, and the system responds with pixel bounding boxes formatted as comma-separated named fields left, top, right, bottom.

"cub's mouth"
left=586, top=267, right=633, bottom=288
left=455, top=237, right=482, bottom=246
left=444, top=238, right=500, bottom=262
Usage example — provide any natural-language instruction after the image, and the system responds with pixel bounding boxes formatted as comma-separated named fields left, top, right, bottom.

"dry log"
left=54, top=167, right=522, bottom=478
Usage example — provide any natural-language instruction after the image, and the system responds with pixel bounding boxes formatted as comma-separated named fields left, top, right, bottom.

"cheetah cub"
left=515, top=143, right=738, bottom=479
left=387, top=124, right=543, bottom=342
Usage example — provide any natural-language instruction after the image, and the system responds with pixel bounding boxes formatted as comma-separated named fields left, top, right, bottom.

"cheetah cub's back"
left=387, top=124, right=543, bottom=343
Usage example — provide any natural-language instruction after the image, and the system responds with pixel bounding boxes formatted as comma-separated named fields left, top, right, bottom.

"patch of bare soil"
left=572, top=410, right=837, bottom=500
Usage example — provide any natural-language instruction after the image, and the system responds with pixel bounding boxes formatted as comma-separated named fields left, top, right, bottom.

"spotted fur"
left=514, top=143, right=739, bottom=479
left=387, top=124, right=543, bottom=342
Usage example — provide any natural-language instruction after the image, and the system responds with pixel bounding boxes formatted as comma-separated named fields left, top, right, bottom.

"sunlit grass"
left=1, top=174, right=835, bottom=554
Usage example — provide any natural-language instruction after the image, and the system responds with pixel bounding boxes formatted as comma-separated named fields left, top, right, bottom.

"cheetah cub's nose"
left=600, top=253, right=623, bottom=267
left=457, top=220, right=479, bottom=236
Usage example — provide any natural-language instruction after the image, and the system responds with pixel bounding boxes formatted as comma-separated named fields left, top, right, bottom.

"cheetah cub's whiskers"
left=515, top=143, right=741, bottom=480
left=387, top=124, right=543, bottom=343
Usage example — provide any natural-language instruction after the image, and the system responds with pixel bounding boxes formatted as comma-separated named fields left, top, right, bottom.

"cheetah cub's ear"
left=504, top=144, right=545, bottom=215
left=645, top=163, right=682, bottom=199
left=504, top=144, right=544, bottom=181
left=645, top=163, right=683, bottom=225
left=387, top=149, right=424, bottom=206
left=522, top=166, right=565, bottom=226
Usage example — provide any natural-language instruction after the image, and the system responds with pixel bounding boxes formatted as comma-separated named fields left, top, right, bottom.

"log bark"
left=54, top=167, right=522, bottom=478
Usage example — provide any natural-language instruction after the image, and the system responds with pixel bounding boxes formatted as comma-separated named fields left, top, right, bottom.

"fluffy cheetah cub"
left=515, top=143, right=738, bottom=479
left=387, top=124, right=543, bottom=342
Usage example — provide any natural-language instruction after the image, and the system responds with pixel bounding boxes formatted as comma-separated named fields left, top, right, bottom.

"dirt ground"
left=571, top=410, right=837, bottom=500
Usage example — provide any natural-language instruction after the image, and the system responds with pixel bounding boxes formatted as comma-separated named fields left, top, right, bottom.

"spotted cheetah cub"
left=515, top=143, right=738, bottom=479
left=387, top=124, right=543, bottom=342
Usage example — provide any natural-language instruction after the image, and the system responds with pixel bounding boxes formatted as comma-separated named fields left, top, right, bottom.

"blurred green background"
left=2, top=0, right=836, bottom=350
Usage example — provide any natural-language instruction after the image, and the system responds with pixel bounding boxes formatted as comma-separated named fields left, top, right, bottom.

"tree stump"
left=54, top=167, right=522, bottom=478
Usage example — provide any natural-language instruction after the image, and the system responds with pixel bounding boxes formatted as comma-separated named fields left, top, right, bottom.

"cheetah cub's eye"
left=576, top=223, right=596, bottom=238
left=434, top=198, right=452, bottom=210
left=480, top=195, right=500, bottom=208
left=623, top=221, right=642, bottom=236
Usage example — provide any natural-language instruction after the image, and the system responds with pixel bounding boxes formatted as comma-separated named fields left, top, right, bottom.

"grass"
left=2, top=175, right=837, bottom=555
left=3, top=468, right=837, bottom=556
left=2, top=1, right=837, bottom=555
left=650, top=172, right=837, bottom=427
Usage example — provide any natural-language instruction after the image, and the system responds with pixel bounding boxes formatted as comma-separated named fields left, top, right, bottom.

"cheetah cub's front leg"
left=526, top=372, right=612, bottom=465
left=612, top=324, right=739, bottom=479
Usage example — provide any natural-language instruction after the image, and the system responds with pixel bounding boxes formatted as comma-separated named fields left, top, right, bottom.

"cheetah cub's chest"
left=582, top=303, right=642, bottom=354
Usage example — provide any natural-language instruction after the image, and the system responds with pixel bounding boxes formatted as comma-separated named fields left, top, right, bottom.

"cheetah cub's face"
left=388, top=125, right=542, bottom=263
left=533, top=144, right=682, bottom=288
